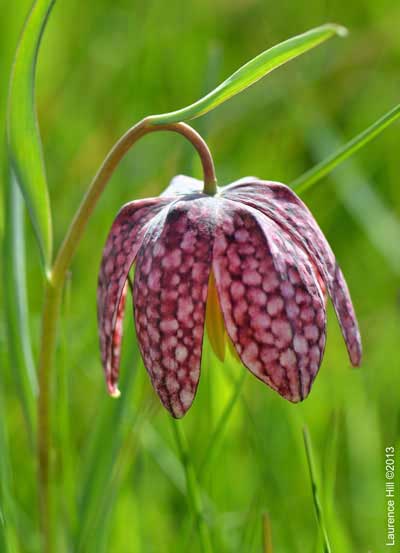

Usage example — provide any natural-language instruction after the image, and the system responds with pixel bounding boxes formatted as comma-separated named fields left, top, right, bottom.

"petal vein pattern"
left=98, top=197, right=172, bottom=394
left=133, top=197, right=217, bottom=417
left=212, top=199, right=326, bottom=402
left=222, top=180, right=361, bottom=366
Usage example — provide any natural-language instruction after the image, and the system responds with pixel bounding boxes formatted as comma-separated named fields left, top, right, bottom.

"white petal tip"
left=110, top=387, right=121, bottom=398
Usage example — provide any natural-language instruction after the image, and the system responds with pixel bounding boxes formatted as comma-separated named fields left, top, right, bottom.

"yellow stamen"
left=227, top=334, right=241, bottom=362
left=205, top=271, right=227, bottom=362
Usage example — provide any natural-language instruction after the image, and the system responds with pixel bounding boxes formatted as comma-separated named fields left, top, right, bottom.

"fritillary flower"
left=98, top=174, right=361, bottom=417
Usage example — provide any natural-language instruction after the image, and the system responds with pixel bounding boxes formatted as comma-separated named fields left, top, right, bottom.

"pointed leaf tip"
left=149, top=23, right=348, bottom=125
left=7, top=0, right=56, bottom=270
left=323, top=23, right=348, bottom=37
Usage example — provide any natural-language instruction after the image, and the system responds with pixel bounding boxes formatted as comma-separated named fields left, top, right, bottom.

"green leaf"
left=3, top=168, right=38, bottom=443
left=170, top=420, right=214, bottom=553
left=303, top=427, right=332, bottom=553
left=76, top=348, right=140, bottom=552
left=0, top=389, right=19, bottom=553
left=291, top=103, right=400, bottom=193
left=7, top=0, right=56, bottom=272
left=198, top=368, right=246, bottom=480
left=149, top=24, right=347, bottom=125
left=293, top=107, right=400, bottom=273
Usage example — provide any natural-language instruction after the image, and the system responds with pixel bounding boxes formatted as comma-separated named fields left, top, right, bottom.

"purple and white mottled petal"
left=133, top=197, right=216, bottom=418
left=161, top=174, right=203, bottom=197
left=107, top=282, right=127, bottom=396
left=212, top=199, right=326, bottom=402
left=222, top=179, right=361, bottom=366
left=97, top=197, right=172, bottom=395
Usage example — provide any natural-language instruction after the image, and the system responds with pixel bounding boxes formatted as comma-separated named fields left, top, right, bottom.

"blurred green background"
left=1, top=0, right=399, bottom=551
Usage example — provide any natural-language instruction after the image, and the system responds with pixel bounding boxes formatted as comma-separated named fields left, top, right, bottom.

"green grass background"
left=1, top=0, right=399, bottom=551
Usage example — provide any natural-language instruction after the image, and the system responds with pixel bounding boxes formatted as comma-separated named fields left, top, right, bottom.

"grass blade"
left=303, top=427, right=331, bottom=553
left=7, top=0, right=56, bottom=271
left=150, top=24, right=347, bottom=125
left=297, top=109, right=400, bottom=273
left=140, top=421, right=186, bottom=493
left=0, top=385, right=19, bottom=553
left=291, top=104, right=400, bottom=194
left=76, top=346, right=141, bottom=552
left=262, top=513, right=273, bottom=553
left=3, top=168, right=37, bottom=442
left=171, top=420, right=214, bottom=553
left=55, top=274, right=76, bottom=548
left=199, top=369, right=246, bottom=480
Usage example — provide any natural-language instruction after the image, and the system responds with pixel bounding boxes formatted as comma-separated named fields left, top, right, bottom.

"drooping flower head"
left=98, top=175, right=361, bottom=418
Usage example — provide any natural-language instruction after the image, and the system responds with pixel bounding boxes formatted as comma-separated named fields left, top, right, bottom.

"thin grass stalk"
left=0, top=385, right=19, bottom=553
left=303, top=426, right=332, bottom=553
left=262, top=512, right=273, bottom=553
left=57, top=274, right=76, bottom=545
left=76, top=358, right=140, bottom=551
left=178, top=363, right=245, bottom=549
left=170, top=420, right=213, bottom=553
left=291, top=104, right=400, bottom=193
left=198, top=369, right=246, bottom=480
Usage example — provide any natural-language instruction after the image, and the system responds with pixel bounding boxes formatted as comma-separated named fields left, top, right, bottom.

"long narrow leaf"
left=171, top=420, right=213, bottom=553
left=303, top=427, right=331, bottom=553
left=55, top=274, right=75, bottom=547
left=291, top=104, right=400, bottom=194
left=3, top=168, right=37, bottom=442
left=76, top=346, right=141, bottom=552
left=296, top=108, right=400, bottom=273
left=0, top=384, right=19, bottom=553
left=150, top=24, right=347, bottom=125
left=7, top=0, right=56, bottom=271
left=199, top=369, right=246, bottom=480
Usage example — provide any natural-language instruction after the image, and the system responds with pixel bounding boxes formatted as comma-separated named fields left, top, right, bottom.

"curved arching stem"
left=37, top=117, right=216, bottom=553
left=51, top=118, right=217, bottom=286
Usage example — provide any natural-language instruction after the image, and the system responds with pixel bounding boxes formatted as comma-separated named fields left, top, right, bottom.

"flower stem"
left=51, top=118, right=216, bottom=286
left=171, top=420, right=213, bottom=553
left=262, top=512, right=273, bottom=553
left=36, top=117, right=216, bottom=550
left=37, top=280, right=62, bottom=553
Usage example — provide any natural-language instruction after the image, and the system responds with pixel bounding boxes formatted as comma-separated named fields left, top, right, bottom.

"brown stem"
left=37, top=281, right=62, bottom=553
left=51, top=118, right=217, bottom=287
left=37, top=118, right=216, bottom=550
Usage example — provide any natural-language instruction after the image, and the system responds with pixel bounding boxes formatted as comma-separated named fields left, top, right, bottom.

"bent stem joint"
left=37, top=118, right=216, bottom=552
left=51, top=118, right=217, bottom=287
